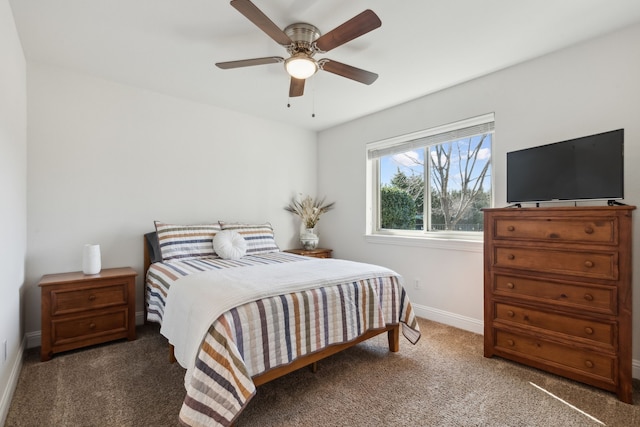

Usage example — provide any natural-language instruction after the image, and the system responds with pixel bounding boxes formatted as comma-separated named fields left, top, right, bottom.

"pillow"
left=144, top=232, right=163, bottom=264
left=213, top=230, right=247, bottom=260
left=218, top=222, right=280, bottom=255
left=154, top=222, right=221, bottom=261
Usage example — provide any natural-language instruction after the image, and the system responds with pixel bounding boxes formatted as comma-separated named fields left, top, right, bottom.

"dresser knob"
left=89, top=322, right=96, bottom=329
left=584, top=226, right=594, bottom=234
left=506, top=282, right=515, bottom=289
left=507, top=226, right=515, bottom=232
left=584, top=293, right=594, bottom=301
left=507, top=310, right=515, bottom=317
left=507, top=254, right=515, bottom=260
left=584, top=260, right=594, bottom=268
left=584, top=327, right=594, bottom=335
left=585, top=360, right=594, bottom=368
left=88, top=294, right=96, bottom=301
left=507, top=339, right=515, bottom=346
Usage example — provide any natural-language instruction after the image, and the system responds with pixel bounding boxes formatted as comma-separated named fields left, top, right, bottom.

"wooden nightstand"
left=39, top=267, right=137, bottom=361
left=285, top=248, right=333, bottom=258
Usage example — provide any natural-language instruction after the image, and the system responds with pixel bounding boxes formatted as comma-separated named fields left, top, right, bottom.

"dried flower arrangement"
left=285, top=194, right=335, bottom=229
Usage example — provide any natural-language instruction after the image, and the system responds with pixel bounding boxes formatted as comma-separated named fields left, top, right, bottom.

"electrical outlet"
left=414, top=278, right=421, bottom=290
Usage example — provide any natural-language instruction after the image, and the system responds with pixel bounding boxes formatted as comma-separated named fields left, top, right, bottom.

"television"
left=506, top=129, right=624, bottom=204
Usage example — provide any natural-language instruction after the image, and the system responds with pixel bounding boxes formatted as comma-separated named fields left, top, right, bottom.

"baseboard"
left=0, top=335, right=26, bottom=426
left=412, top=302, right=640, bottom=379
left=633, top=359, right=640, bottom=380
left=26, top=311, right=147, bottom=349
left=412, top=302, right=484, bottom=335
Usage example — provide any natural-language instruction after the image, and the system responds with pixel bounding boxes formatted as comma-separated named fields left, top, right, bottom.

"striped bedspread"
left=145, top=252, right=421, bottom=427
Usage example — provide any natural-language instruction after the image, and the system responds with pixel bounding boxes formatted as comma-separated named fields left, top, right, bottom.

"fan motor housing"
left=285, top=23, right=321, bottom=56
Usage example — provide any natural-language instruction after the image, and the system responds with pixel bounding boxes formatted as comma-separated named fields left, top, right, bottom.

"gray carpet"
left=6, top=318, right=640, bottom=426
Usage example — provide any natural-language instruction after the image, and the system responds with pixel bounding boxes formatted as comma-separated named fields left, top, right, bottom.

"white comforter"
left=159, top=257, right=398, bottom=385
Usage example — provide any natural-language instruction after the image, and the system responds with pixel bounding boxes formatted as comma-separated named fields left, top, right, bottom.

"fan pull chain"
left=311, top=76, right=316, bottom=118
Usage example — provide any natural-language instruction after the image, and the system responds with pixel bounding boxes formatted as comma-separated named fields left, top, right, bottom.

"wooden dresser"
left=483, top=206, right=634, bottom=403
left=39, top=267, right=137, bottom=361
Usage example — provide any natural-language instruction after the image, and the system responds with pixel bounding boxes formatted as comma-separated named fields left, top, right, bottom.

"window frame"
left=366, top=113, right=495, bottom=242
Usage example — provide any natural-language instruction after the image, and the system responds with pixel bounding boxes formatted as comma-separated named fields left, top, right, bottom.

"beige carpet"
left=6, top=318, right=640, bottom=426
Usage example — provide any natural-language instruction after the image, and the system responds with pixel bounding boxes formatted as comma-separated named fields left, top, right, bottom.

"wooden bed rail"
left=167, top=323, right=400, bottom=386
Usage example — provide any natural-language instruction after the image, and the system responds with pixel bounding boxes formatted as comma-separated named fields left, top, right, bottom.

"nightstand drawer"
left=51, top=280, right=128, bottom=316
left=51, top=308, right=129, bottom=346
left=494, top=302, right=614, bottom=347
left=493, top=217, right=616, bottom=244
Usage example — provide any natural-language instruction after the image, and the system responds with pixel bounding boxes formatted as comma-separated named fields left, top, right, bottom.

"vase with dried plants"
left=285, top=194, right=335, bottom=249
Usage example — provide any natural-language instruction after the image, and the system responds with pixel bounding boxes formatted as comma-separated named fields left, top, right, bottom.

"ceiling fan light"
left=285, top=54, right=318, bottom=79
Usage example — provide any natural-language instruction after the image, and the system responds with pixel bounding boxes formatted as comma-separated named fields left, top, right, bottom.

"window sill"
left=364, top=233, right=483, bottom=253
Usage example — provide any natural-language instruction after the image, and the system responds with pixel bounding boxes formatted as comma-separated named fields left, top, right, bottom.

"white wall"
left=0, top=0, right=27, bottom=423
left=318, top=24, right=640, bottom=361
left=24, top=64, right=318, bottom=335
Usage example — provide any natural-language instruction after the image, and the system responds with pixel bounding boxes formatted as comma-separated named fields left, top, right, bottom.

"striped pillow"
left=154, top=222, right=221, bottom=261
left=218, top=222, right=280, bottom=255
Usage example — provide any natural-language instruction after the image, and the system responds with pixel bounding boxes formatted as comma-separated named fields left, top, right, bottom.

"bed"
left=144, top=222, right=421, bottom=427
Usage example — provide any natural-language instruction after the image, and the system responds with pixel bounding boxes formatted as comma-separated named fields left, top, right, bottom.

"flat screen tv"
left=506, top=129, right=624, bottom=204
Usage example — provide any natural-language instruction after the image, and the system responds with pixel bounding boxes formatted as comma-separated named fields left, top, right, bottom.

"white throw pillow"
left=213, top=230, right=247, bottom=260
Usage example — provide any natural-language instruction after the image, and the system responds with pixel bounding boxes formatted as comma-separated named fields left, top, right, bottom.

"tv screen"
left=506, top=129, right=624, bottom=203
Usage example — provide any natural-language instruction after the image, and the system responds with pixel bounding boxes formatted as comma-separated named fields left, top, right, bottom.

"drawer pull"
left=507, top=310, right=515, bottom=317
left=584, top=260, right=594, bottom=268
left=585, top=360, right=594, bottom=368
left=507, top=254, right=515, bottom=260
left=89, top=322, right=96, bottom=330
left=507, top=339, right=515, bottom=346
left=507, top=225, right=515, bottom=232
left=584, top=226, right=594, bottom=234
left=88, top=294, right=96, bottom=301
left=584, top=327, right=594, bottom=335
left=584, top=293, right=594, bottom=301
left=506, top=282, right=515, bottom=289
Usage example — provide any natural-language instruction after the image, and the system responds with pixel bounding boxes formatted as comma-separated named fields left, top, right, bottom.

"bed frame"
left=143, top=235, right=400, bottom=387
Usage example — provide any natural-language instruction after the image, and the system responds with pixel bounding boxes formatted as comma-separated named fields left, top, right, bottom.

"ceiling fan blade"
left=320, top=59, right=378, bottom=85
left=315, top=10, right=381, bottom=53
left=230, top=0, right=293, bottom=46
left=216, top=56, right=284, bottom=69
left=289, top=78, right=305, bottom=97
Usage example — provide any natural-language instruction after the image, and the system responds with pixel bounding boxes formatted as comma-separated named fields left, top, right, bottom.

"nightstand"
left=39, top=267, right=137, bottom=361
left=285, top=248, right=333, bottom=259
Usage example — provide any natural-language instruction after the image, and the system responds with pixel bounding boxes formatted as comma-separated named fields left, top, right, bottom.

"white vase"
left=82, top=244, right=101, bottom=275
left=300, top=228, right=319, bottom=250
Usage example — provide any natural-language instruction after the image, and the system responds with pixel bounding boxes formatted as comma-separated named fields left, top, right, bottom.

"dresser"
left=39, top=267, right=137, bottom=361
left=483, top=206, right=634, bottom=403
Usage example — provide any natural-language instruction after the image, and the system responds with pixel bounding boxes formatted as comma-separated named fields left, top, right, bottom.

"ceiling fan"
left=215, top=0, right=382, bottom=98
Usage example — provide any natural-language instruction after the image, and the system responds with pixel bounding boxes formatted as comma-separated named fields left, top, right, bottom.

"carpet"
left=6, top=318, right=640, bottom=426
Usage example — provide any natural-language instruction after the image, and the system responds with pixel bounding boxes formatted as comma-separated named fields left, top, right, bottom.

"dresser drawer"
left=493, top=274, right=616, bottom=314
left=494, top=302, right=614, bottom=347
left=493, top=217, right=615, bottom=244
left=51, top=308, right=129, bottom=346
left=495, top=330, right=615, bottom=383
left=493, top=246, right=617, bottom=280
left=50, top=280, right=128, bottom=316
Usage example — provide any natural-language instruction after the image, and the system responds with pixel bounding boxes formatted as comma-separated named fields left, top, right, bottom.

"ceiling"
left=10, top=0, right=640, bottom=131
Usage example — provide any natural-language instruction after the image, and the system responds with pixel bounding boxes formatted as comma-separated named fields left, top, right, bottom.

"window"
left=366, top=113, right=494, bottom=239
